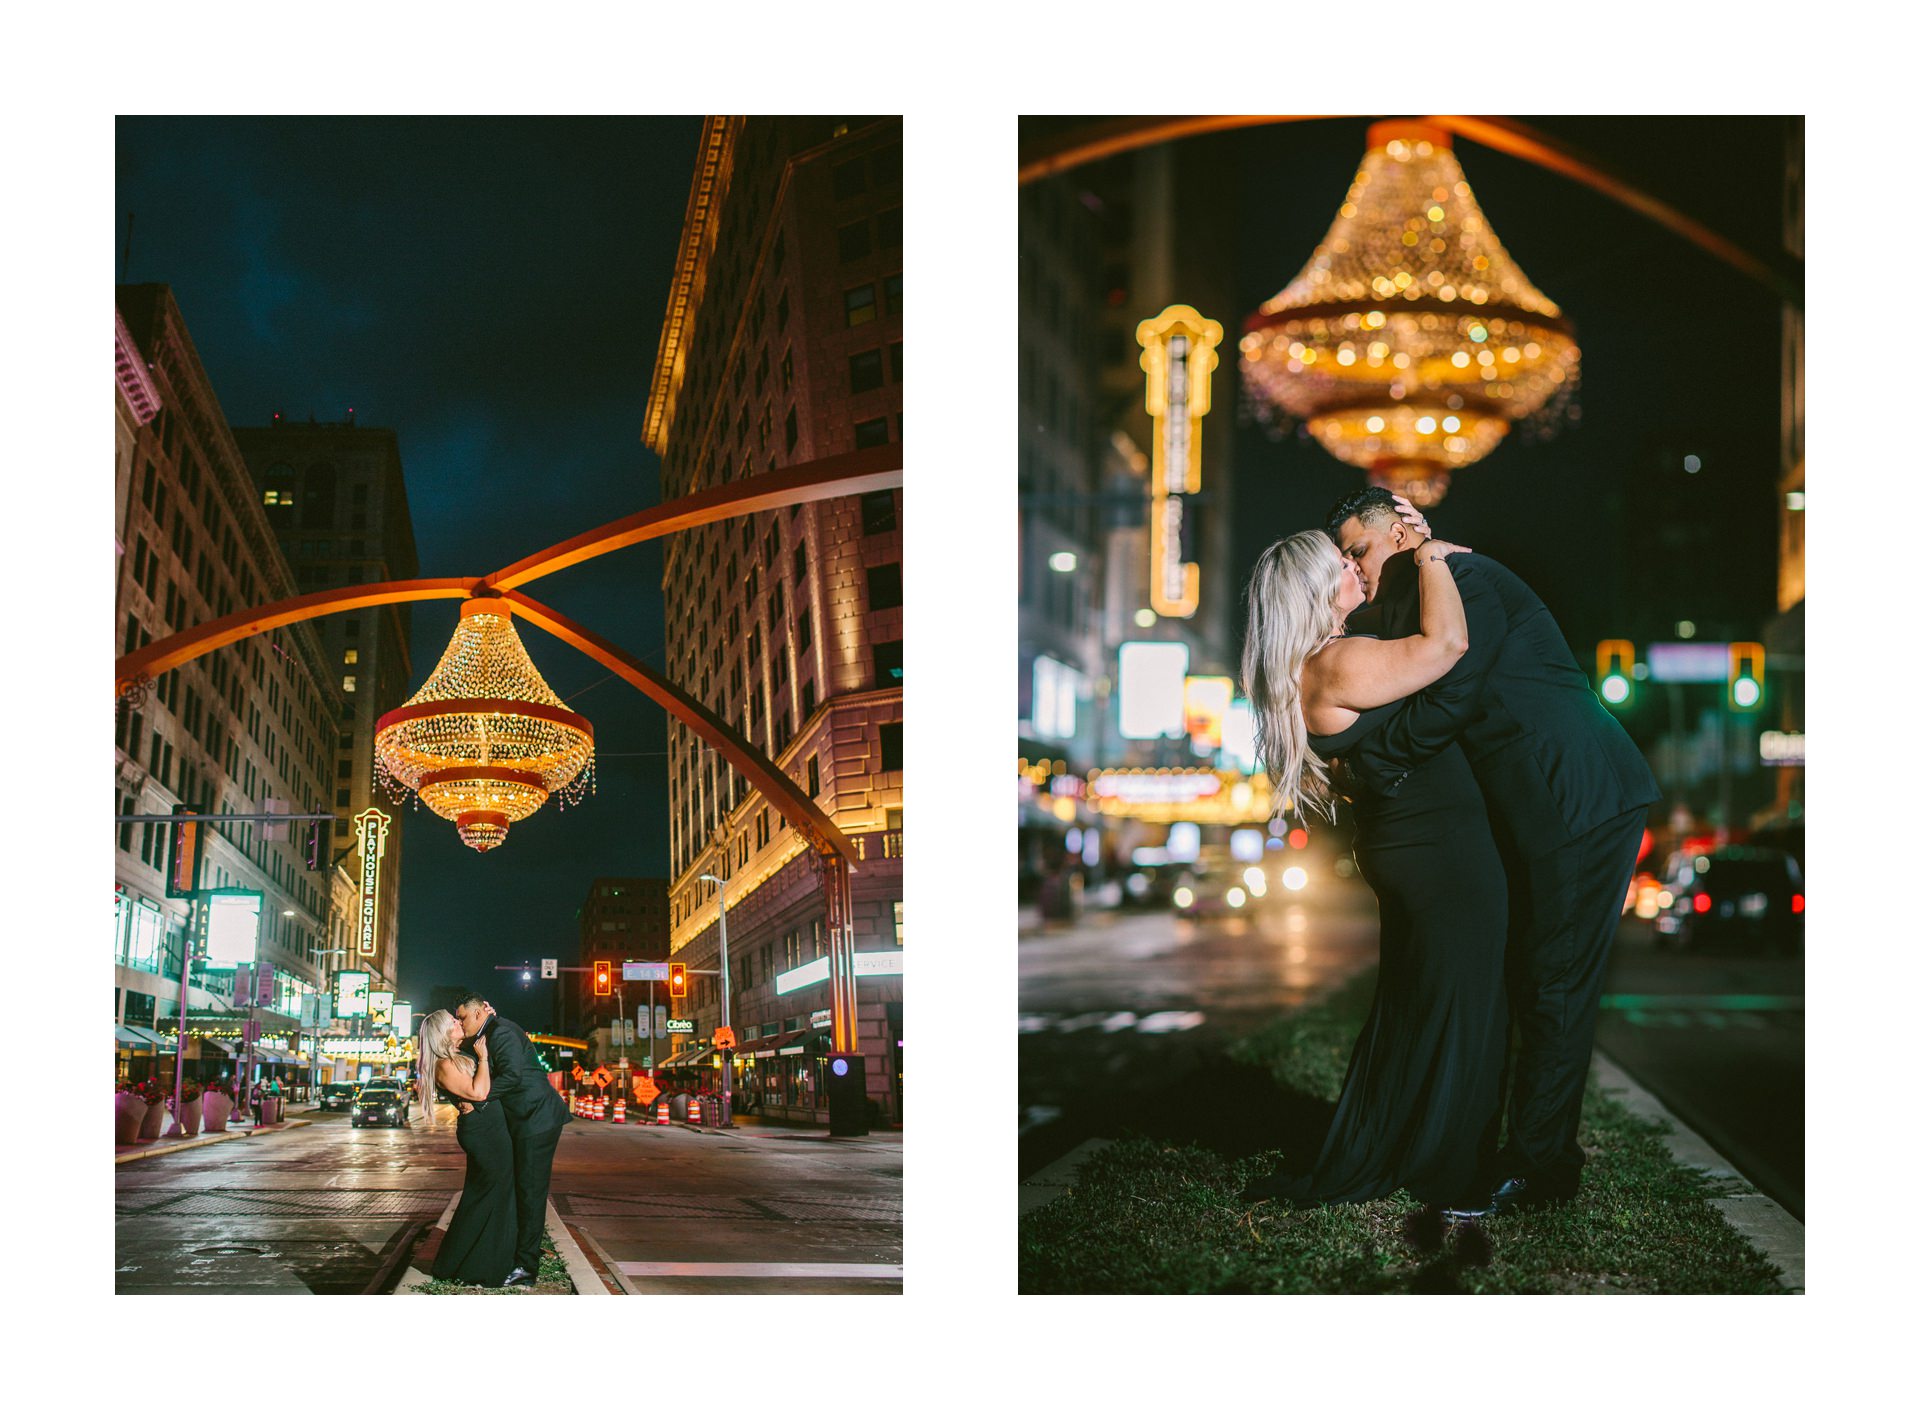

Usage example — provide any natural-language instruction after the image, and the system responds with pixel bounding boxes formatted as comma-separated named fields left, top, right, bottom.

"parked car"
left=319, top=1083, right=358, bottom=1112
left=1651, top=846, right=1803, bottom=951
left=351, top=1083, right=411, bottom=1128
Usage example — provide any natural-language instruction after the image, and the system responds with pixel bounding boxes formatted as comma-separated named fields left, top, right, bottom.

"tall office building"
left=233, top=419, right=419, bottom=991
left=645, top=116, right=903, bottom=1126
left=114, top=285, right=343, bottom=1065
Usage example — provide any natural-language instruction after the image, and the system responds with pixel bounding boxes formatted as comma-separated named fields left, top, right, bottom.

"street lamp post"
left=698, top=872, right=732, bottom=1126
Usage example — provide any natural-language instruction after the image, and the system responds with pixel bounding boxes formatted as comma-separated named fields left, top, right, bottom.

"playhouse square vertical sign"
left=354, top=807, right=391, bottom=958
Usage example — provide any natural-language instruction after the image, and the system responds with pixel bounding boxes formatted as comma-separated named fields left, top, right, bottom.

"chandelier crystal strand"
left=373, top=596, right=594, bottom=852
left=1239, top=120, right=1580, bottom=505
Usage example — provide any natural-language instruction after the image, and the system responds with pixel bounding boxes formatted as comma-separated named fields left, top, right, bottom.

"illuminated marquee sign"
left=335, top=970, right=370, bottom=1019
left=1183, top=676, right=1234, bottom=754
left=774, top=951, right=905, bottom=996
left=391, top=1001, right=413, bottom=1034
left=354, top=808, right=391, bottom=958
left=203, top=889, right=264, bottom=969
left=368, top=989, right=394, bottom=1025
left=1759, top=730, right=1805, bottom=766
left=1136, top=305, right=1223, bottom=620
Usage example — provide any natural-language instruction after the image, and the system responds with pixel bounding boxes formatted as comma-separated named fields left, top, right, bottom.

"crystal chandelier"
left=1240, top=120, right=1580, bottom=505
left=374, top=596, right=595, bottom=852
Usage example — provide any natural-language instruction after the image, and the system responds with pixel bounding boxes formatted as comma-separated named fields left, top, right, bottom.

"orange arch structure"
left=114, top=443, right=903, bottom=1053
left=1018, top=114, right=1798, bottom=300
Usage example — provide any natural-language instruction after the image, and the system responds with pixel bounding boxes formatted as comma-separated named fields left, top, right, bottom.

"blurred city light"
left=1049, top=551, right=1078, bottom=573
left=1244, top=866, right=1268, bottom=897
left=1134, top=608, right=1158, bottom=628
left=1166, top=822, right=1200, bottom=862
left=1117, top=641, right=1190, bottom=738
left=1226, top=887, right=1247, bottom=909
left=1684, top=454, right=1703, bottom=473
left=1281, top=867, right=1308, bottom=892
left=1173, top=886, right=1195, bottom=910
left=1229, top=828, right=1265, bottom=862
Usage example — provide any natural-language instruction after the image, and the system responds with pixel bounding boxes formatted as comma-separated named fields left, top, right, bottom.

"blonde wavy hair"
left=414, top=1009, right=463, bottom=1126
left=1241, top=529, right=1346, bottom=824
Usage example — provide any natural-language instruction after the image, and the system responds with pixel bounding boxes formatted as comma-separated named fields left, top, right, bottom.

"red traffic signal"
left=668, top=961, right=687, bottom=997
left=593, top=960, right=612, bottom=996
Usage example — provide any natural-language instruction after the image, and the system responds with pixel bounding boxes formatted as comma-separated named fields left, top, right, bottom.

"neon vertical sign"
left=354, top=807, right=391, bottom=959
left=1136, top=305, right=1223, bottom=620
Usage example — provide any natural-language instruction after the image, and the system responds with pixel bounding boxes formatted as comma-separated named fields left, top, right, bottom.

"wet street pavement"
left=1020, top=883, right=1804, bottom=1218
left=552, top=1119, right=903, bottom=1294
left=116, top=1113, right=462, bottom=1293
left=117, top=1107, right=903, bottom=1294
left=1596, top=922, right=1804, bottom=1218
left=1018, top=876, right=1382, bottom=1178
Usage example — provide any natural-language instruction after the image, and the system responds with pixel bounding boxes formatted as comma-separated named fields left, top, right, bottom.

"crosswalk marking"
left=1019, top=1010, right=1207, bottom=1036
left=615, top=1261, right=901, bottom=1278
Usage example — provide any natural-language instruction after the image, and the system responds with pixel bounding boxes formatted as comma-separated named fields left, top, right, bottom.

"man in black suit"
left=1325, top=487, right=1660, bottom=1216
left=454, top=991, right=571, bottom=1286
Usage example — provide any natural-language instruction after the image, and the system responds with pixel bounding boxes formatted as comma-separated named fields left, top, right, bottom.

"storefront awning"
left=116, top=1024, right=172, bottom=1049
left=660, top=1043, right=712, bottom=1069
left=198, top=1037, right=237, bottom=1056
left=734, top=1029, right=807, bottom=1057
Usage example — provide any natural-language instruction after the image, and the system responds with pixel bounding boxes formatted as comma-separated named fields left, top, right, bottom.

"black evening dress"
left=432, top=1071, right=519, bottom=1285
left=1255, top=693, right=1510, bottom=1207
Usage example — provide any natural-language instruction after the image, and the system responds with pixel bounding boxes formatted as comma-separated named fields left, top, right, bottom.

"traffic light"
left=668, top=962, right=687, bottom=998
left=166, top=803, right=203, bottom=899
left=1729, top=642, right=1764, bottom=711
left=1596, top=639, right=1634, bottom=709
left=593, top=960, right=612, bottom=996
left=304, top=817, right=330, bottom=871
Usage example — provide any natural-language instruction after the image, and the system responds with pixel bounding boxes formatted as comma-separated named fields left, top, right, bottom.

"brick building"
left=572, top=877, right=671, bottom=1060
left=644, top=116, right=903, bottom=1125
left=114, top=285, right=348, bottom=1079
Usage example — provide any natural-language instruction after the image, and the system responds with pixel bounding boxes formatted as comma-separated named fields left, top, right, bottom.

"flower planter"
left=259, top=1096, right=282, bottom=1126
left=166, top=1096, right=203, bottom=1138
left=137, top=1099, right=166, bottom=1141
left=115, top=1093, right=148, bottom=1145
left=202, top=1092, right=232, bottom=1133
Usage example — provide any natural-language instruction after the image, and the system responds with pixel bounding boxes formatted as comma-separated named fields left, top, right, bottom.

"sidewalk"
left=115, top=1117, right=311, bottom=1164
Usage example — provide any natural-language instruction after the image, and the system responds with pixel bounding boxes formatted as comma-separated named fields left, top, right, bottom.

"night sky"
left=1219, top=116, right=1793, bottom=684
left=116, top=116, right=706, bottom=1028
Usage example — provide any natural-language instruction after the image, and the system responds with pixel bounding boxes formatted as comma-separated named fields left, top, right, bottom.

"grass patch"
left=1020, top=971, right=1787, bottom=1294
left=418, top=1234, right=573, bottom=1295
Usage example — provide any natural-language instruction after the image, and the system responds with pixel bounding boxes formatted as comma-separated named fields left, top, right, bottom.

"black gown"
left=1257, top=694, right=1510, bottom=1207
left=433, top=1071, right=519, bottom=1286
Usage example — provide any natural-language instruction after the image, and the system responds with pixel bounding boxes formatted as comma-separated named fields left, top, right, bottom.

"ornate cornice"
left=643, top=116, right=738, bottom=456
left=115, top=306, right=162, bottom=426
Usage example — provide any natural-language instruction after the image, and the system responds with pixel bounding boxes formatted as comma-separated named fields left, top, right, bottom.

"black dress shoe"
left=1490, top=1175, right=1576, bottom=1215
left=501, top=1266, right=535, bottom=1288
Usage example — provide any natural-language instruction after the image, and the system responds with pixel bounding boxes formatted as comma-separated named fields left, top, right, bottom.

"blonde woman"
left=1238, top=518, right=1509, bottom=1211
left=416, top=1010, right=519, bottom=1286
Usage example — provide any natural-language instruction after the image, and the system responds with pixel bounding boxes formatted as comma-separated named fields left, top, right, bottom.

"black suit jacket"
left=1340, top=550, right=1659, bottom=856
left=466, top=1013, right=571, bottom=1138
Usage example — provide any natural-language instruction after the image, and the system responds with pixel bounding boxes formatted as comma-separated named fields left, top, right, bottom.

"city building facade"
left=573, top=877, right=671, bottom=1061
left=645, top=116, right=903, bottom=1126
left=114, top=285, right=346, bottom=1081
left=233, top=418, right=420, bottom=992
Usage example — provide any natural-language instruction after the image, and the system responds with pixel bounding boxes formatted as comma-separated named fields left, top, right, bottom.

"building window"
left=793, top=541, right=808, bottom=583
left=831, top=159, right=866, bottom=200
left=338, top=759, right=353, bottom=779
left=797, top=608, right=811, bottom=651
left=866, top=562, right=902, bottom=611
left=854, top=417, right=889, bottom=449
left=342, top=675, right=357, bottom=692
left=777, top=290, right=789, bottom=331
left=877, top=207, right=902, bottom=249
left=880, top=723, right=903, bottom=772
left=844, top=284, right=877, bottom=327
left=849, top=349, right=884, bottom=394
left=873, top=639, right=902, bottom=685
left=894, top=900, right=904, bottom=946
left=885, top=271, right=902, bottom=315
left=343, top=649, right=359, bottom=665
left=807, top=755, right=820, bottom=798
left=862, top=490, right=897, bottom=535
left=785, top=407, right=800, bottom=454
left=889, top=341, right=903, bottom=382
left=336, top=788, right=351, bottom=807
left=802, top=680, right=815, bottom=716
left=837, top=220, right=872, bottom=263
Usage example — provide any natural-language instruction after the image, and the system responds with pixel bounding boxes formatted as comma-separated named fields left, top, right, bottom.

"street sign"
left=541, top=958, right=557, bottom=979
left=571, top=1063, right=587, bottom=1082
left=591, top=1065, right=612, bottom=1089
left=634, top=1010, right=650, bottom=1039
left=622, top=961, right=670, bottom=982
left=665, top=1018, right=694, bottom=1033
left=712, top=1026, right=737, bottom=1051
left=633, top=1075, right=658, bottom=1106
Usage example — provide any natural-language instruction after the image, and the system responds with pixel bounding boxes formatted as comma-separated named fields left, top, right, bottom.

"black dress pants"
left=509, top=1121, right=563, bottom=1271
left=1501, top=806, right=1648, bottom=1188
